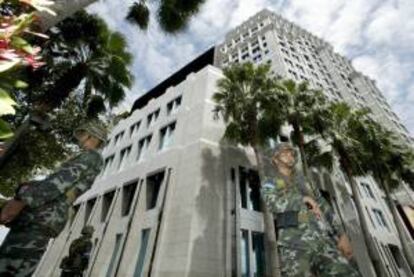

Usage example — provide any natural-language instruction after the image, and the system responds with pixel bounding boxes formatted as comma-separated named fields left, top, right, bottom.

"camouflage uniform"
left=60, top=226, right=94, bottom=277
left=0, top=150, right=103, bottom=277
left=261, top=172, right=361, bottom=276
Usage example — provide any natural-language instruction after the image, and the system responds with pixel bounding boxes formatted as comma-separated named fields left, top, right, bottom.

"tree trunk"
left=382, top=179, right=414, bottom=274
left=341, top=157, right=385, bottom=277
left=253, top=146, right=280, bottom=277
left=291, top=121, right=317, bottom=194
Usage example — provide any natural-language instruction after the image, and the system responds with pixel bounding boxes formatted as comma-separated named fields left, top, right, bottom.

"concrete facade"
left=35, top=9, right=414, bottom=277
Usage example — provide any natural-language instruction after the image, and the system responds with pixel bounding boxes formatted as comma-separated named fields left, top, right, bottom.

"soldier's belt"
left=276, top=210, right=310, bottom=229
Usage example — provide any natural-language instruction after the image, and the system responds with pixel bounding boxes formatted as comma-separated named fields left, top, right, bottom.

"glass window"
left=146, top=171, right=165, bottom=210
left=106, top=234, right=123, bottom=277
left=130, top=121, right=141, bottom=136
left=103, top=155, right=115, bottom=175
left=241, top=230, right=250, bottom=277
left=85, top=198, right=96, bottom=224
left=159, top=122, right=176, bottom=150
left=167, top=96, right=182, bottom=115
left=372, top=208, right=389, bottom=229
left=361, top=182, right=375, bottom=200
left=118, top=145, right=132, bottom=170
left=133, top=229, right=151, bottom=277
left=239, top=167, right=261, bottom=211
left=252, top=232, right=265, bottom=277
left=114, top=131, right=125, bottom=145
left=137, top=135, right=152, bottom=161
left=101, top=190, right=115, bottom=222
left=122, top=181, right=139, bottom=216
left=147, top=109, right=160, bottom=128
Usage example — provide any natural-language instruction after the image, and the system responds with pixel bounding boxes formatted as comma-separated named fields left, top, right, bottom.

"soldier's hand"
left=0, top=199, right=26, bottom=224
left=337, top=234, right=353, bottom=259
left=303, top=196, right=322, bottom=219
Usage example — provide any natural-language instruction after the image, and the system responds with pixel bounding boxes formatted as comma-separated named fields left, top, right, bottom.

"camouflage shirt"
left=10, top=150, right=103, bottom=236
left=261, top=171, right=343, bottom=248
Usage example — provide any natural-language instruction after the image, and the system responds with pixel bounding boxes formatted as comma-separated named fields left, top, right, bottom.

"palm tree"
left=213, top=63, right=283, bottom=277
left=0, top=11, right=133, bottom=168
left=38, top=11, right=133, bottom=112
left=275, top=79, right=330, bottom=193
left=356, top=119, right=414, bottom=273
left=38, top=0, right=206, bottom=33
left=321, top=102, right=387, bottom=276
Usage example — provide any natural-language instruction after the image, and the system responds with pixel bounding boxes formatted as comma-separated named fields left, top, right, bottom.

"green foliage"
left=213, top=62, right=282, bottom=147
left=123, top=0, right=206, bottom=33
left=157, top=0, right=206, bottom=33
left=127, top=1, right=150, bottom=29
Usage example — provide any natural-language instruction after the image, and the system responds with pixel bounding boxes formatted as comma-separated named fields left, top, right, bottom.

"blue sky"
left=87, top=0, right=414, bottom=137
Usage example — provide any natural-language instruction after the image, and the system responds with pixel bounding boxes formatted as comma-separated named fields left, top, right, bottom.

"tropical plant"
left=35, top=11, right=133, bottom=112
left=213, top=62, right=283, bottom=277
left=37, top=0, right=207, bottom=34
left=274, top=79, right=331, bottom=193
left=320, top=102, right=387, bottom=276
left=0, top=0, right=53, bottom=139
left=355, top=118, right=414, bottom=272
left=0, top=11, right=133, bottom=169
left=118, top=0, right=209, bottom=33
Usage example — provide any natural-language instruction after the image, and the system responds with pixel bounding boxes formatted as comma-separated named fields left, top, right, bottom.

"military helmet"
left=81, top=225, right=94, bottom=236
left=73, top=119, right=107, bottom=145
left=272, top=142, right=298, bottom=160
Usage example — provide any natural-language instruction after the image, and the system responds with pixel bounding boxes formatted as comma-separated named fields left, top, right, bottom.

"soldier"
left=261, top=143, right=361, bottom=276
left=60, top=225, right=94, bottom=277
left=0, top=120, right=106, bottom=277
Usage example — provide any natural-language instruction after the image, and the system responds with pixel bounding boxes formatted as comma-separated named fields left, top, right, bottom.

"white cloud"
left=86, top=0, right=414, bottom=136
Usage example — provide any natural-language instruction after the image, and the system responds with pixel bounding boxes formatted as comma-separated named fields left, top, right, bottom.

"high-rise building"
left=35, top=9, right=413, bottom=277
left=214, top=9, right=412, bottom=145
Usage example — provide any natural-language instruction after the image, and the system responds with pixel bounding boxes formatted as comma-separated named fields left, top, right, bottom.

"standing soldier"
left=60, top=225, right=94, bottom=277
left=261, top=143, right=361, bottom=276
left=0, top=120, right=106, bottom=277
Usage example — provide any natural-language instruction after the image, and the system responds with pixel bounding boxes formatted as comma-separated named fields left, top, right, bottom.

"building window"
left=118, top=145, right=132, bottom=170
left=130, top=121, right=141, bottom=136
left=106, top=234, right=123, bottom=277
left=137, top=135, right=152, bottom=161
left=167, top=96, right=182, bottom=115
left=241, top=229, right=250, bottom=277
left=134, top=229, right=151, bottom=277
left=114, top=131, right=125, bottom=145
left=239, top=167, right=261, bottom=211
left=103, top=154, right=115, bottom=175
left=159, top=122, right=176, bottom=150
left=252, top=232, right=265, bottom=277
left=147, top=109, right=160, bottom=128
left=146, top=171, right=165, bottom=210
left=101, top=190, right=115, bottom=222
left=388, top=244, right=404, bottom=269
left=85, top=198, right=96, bottom=224
left=360, top=182, right=375, bottom=200
left=122, top=181, right=139, bottom=216
left=372, top=208, right=389, bottom=230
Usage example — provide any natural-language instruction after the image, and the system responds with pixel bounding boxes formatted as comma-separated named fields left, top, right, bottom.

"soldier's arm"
left=69, top=153, right=103, bottom=196
left=314, top=188, right=345, bottom=238
left=16, top=151, right=102, bottom=208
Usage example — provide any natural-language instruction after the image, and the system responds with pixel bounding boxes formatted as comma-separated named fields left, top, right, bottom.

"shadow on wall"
left=187, top=145, right=252, bottom=277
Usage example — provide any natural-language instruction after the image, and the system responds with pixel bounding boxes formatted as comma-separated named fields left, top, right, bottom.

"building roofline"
left=131, top=47, right=215, bottom=112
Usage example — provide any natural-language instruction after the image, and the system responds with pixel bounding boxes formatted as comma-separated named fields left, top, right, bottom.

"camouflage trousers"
left=278, top=238, right=361, bottom=277
left=0, top=227, right=51, bottom=277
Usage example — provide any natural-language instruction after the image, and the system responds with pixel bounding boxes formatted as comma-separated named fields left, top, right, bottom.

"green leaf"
left=0, top=119, right=13, bottom=140
left=11, top=36, right=34, bottom=54
left=0, top=89, right=17, bottom=116
left=14, top=80, right=28, bottom=89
